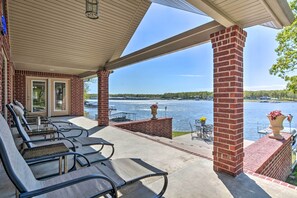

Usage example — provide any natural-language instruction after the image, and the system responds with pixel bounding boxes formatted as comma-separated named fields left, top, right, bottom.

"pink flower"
left=268, top=110, right=283, bottom=120
left=150, top=104, right=158, bottom=109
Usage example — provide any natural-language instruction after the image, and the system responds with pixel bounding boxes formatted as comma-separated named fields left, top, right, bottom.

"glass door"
left=27, top=79, right=48, bottom=116
left=51, top=80, right=69, bottom=116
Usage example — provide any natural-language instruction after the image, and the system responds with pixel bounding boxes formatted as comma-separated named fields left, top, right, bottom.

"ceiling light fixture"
left=85, top=0, right=99, bottom=19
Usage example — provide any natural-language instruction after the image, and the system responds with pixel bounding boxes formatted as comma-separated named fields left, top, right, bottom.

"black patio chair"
left=14, top=99, right=47, bottom=120
left=13, top=100, right=88, bottom=138
left=9, top=103, right=89, bottom=138
left=7, top=103, right=115, bottom=166
left=0, top=113, right=168, bottom=198
left=189, top=122, right=201, bottom=139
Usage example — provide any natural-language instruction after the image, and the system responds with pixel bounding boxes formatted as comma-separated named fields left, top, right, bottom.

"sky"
left=86, top=3, right=288, bottom=94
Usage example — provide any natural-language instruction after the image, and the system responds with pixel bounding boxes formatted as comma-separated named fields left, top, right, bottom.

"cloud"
left=244, top=84, right=286, bottom=91
left=177, top=74, right=203, bottom=77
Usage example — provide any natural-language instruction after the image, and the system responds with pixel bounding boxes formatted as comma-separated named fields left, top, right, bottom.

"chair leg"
left=15, top=188, right=19, bottom=198
left=156, top=175, right=168, bottom=198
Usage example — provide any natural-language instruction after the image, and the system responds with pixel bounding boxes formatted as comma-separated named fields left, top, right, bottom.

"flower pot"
left=267, top=115, right=286, bottom=140
left=200, top=121, right=206, bottom=126
left=151, top=107, right=158, bottom=120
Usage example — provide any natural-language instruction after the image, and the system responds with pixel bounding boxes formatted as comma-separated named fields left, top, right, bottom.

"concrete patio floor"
left=134, top=131, right=255, bottom=160
left=0, top=116, right=296, bottom=197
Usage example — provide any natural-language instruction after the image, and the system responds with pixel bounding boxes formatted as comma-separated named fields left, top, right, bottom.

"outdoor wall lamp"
left=85, top=0, right=99, bottom=19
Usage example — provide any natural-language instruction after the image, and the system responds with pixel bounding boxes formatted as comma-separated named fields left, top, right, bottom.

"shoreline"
left=86, top=98, right=297, bottom=103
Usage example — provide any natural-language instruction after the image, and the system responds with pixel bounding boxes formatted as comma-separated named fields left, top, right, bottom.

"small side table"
left=22, top=143, right=69, bottom=175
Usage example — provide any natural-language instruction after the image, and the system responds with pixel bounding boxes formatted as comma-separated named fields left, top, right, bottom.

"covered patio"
left=0, top=0, right=296, bottom=197
left=1, top=116, right=297, bottom=197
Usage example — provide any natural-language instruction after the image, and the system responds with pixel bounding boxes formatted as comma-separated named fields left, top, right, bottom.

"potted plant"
left=150, top=104, right=158, bottom=120
left=267, top=110, right=286, bottom=140
left=199, top=116, right=207, bottom=126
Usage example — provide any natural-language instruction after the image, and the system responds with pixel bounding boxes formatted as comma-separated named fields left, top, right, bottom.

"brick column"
left=14, top=70, right=26, bottom=106
left=70, top=76, right=84, bottom=116
left=211, top=25, right=247, bottom=176
left=97, top=70, right=110, bottom=126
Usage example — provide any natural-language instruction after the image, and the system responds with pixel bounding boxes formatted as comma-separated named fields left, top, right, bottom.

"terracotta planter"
left=151, top=107, right=158, bottom=120
left=267, top=115, right=286, bottom=140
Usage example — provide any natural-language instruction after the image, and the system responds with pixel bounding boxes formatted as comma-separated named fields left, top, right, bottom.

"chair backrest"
left=13, top=100, right=25, bottom=110
left=204, top=125, right=213, bottom=133
left=8, top=103, right=32, bottom=130
left=0, top=114, right=41, bottom=193
left=189, top=122, right=194, bottom=132
left=6, top=104, right=33, bottom=148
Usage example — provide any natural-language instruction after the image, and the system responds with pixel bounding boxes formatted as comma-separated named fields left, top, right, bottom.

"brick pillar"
left=211, top=25, right=247, bottom=176
left=70, top=76, right=84, bottom=116
left=97, top=70, right=110, bottom=126
left=14, top=70, right=26, bottom=106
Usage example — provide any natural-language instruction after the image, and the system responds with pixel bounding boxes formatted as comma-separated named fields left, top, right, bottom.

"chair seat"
left=41, top=166, right=119, bottom=198
left=75, top=137, right=113, bottom=146
left=33, top=140, right=75, bottom=150
left=96, top=158, right=167, bottom=186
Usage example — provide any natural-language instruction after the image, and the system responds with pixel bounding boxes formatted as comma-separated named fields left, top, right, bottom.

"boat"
left=84, top=100, right=117, bottom=111
left=259, top=96, right=271, bottom=103
left=270, top=98, right=281, bottom=103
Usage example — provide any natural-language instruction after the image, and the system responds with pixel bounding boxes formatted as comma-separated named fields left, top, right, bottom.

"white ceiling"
left=8, top=0, right=151, bottom=75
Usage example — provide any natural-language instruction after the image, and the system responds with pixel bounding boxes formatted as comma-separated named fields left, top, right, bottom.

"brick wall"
left=0, top=57, right=2, bottom=114
left=14, top=70, right=84, bottom=116
left=114, top=118, right=173, bottom=139
left=211, top=25, right=247, bottom=176
left=97, top=70, right=110, bottom=126
left=0, top=0, right=14, bottom=117
left=244, top=133, right=292, bottom=181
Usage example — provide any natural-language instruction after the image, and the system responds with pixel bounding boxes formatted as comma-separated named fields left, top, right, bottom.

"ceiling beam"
left=105, top=20, right=225, bottom=70
left=79, top=71, right=98, bottom=79
left=186, top=0, right=236, bottom=27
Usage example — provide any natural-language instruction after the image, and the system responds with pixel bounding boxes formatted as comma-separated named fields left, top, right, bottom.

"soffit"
left=8, top=0, right=151, bottom=75
left=151, top=0, right=294, bottom=28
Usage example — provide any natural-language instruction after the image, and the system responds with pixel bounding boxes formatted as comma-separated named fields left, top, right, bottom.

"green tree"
left=270, top=0, right=297, bottom=92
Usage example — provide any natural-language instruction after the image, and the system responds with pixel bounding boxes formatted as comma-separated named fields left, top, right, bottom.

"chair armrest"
left=20, top=174, right=118, bottom=198
left=25, top=151, right=91, bottom=167
left=50, top=123, right=89, bottom=137
left=23, top=137, right=76, bottom=151
left=25, top=121, right=52, bottom=126
left=49, top=120, right=73, bottom=125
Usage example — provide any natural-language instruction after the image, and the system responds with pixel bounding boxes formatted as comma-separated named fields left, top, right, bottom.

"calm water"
left=84, top=100, right=297, bottom=141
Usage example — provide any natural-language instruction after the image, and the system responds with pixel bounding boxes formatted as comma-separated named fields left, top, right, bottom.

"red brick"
left=97, top=70, right=111, bottom=126
left=114, top=118, right=172, bottom=139
left=212, top=25, right=247, bottom=176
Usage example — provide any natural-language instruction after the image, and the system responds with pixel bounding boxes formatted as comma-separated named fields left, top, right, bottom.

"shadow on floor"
left=119, top=180, right=165, bottom=198
left=217, top=172, right=271, bottom=198
left=88, top=125, right=106, bottom=135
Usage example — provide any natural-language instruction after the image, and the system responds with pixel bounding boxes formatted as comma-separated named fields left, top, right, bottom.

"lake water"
left=84, top=100, right=297, bottom=141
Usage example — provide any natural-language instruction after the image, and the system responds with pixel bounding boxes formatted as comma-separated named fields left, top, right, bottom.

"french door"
left=51, top=79, right=70, bottom=116
left=26, top=78, right=70, bottom=117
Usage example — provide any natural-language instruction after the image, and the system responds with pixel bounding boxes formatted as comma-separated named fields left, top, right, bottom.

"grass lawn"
left=172, top=131, right=191, bottom=138
left=286, top=166, right=297, bottom=186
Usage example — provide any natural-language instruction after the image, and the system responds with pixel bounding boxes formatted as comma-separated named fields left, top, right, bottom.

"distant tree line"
left=244, top=90, right=297, bottom=101
left=85, top=90, right=297, bottom=101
